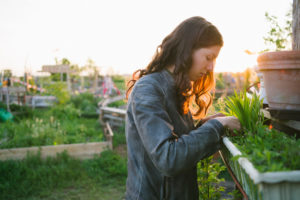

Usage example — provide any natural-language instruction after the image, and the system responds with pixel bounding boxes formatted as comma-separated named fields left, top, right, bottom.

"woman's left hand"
left=197, top=113, right=226, bottom=127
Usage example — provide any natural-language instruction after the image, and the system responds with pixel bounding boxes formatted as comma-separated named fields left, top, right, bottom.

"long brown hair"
left=126, top=16, right=223, bottom=119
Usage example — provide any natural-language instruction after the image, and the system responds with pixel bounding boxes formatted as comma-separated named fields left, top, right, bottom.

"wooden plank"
left=293, top=0, right=300, bottom=50
left=103, top=114, right=124, bottom=122
left=0, top=87, right=26, bottom=93
left=0, top=142, right=111, bottom=161
left=262, top=109, right=300, bottom=131
left=101, top=106, right=126, bottom=115
left=106, top=120, right=124, bottom=128
left=106, top=122, right=114, bottom=137
left=42, top=65, right=74, bottom=73
left=100, top=94, right=125, bottom=107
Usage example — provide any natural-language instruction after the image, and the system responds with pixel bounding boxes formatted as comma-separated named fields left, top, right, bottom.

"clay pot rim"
left=257, top=51, right=300, bottom=63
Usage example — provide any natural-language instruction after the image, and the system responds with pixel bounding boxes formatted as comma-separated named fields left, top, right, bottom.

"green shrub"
left=44, top=82, right=70, bottom=104
left=70, top=92, right=101, bottom=113
left=197, top=156, right=226, bottom=200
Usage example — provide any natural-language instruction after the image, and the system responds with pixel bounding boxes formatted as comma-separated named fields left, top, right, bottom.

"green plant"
left=197, top=155, right=226, bottom=200
left=263, top=9, right=292, bottom=51
left=0, top=150, right=127, bottom=200
left=83, top=150, right=127, bottom=181
left=215, top=73, right=226, bottom=90
left=50, top=104, right=81, bottom=120
left=222, top=91, right=300, bottom=172
left=70, top=92, right=101, bottom=113
left=231, top=125, right=300, bottom=172
left=222, top=90, right=264, bottom=134
left=44, top=82, right=70, bottom=104
left=112, top=75, right=126, bottom=91
left=0, top=107, right=103, bottom=149
left=108, top=99, right=126, bottom=108
left=112, top=125, right=126, bottom=148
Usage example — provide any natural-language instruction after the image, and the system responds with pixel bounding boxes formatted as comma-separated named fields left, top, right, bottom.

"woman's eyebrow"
left=208, top=53, right=217, bottom=58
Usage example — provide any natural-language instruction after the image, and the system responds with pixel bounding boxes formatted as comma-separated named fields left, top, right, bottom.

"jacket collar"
left=161, top=68, right=175, bottom=87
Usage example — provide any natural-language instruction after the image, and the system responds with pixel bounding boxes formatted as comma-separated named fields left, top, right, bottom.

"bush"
left=44, top=82, right=70, bottom=104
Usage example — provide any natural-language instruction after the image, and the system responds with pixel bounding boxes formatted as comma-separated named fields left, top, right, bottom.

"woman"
left=125, top=16, right=240, bottom=200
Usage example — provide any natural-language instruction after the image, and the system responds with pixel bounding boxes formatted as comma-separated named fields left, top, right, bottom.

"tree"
left=263, top=8, right=292, bottom=51
left=83, top=58, right=100, bottom=93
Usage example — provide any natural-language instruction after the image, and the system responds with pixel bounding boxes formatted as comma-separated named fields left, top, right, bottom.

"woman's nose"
left=207, top=61, right=214, bottom=72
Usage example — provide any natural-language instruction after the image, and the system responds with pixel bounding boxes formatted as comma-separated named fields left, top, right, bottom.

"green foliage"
left=44, top=82, right=70, bottom=104
left=231, top=125, right=300, bottom=172
left=112, top=75, right=126, bottom=91
left=0, top=150, right=127, bottom=200
left=112, top=125, right=126, bottom=148
left=50, top=104, right=81, bottom=120
left=222, top=90, right=264, bottom=134
left=0, top=107, right=103, bottom=149
left=215, top=73, right=226, bottom=90
left=222, top=91, right=300, bottom=172
left=70, top=92, right=101, bottom=113
left=0, top=91, right=104, bottom=149
left=83, top=150, right=127, bottom=181
left=197, top=156, right=226, bottom=200
left=263, top=10, right=292, bottom=51
left=108, top=99, right=126, bottom=108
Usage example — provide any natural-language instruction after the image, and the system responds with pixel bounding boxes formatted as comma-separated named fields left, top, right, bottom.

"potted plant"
left=257, top=0, right=300, bottom=112
left=220, top=91, right=300, bottom=200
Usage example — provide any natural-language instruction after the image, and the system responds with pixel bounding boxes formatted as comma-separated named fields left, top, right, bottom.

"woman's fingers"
left=214, top=116, right=241, bottom=132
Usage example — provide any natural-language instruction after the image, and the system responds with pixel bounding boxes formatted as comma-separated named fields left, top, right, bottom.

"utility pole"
left=293, top=0, right=300, bottom=50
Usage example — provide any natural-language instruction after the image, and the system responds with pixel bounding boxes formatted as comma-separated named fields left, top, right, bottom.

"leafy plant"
left=197, top=155, right=226, bottom=200
left=43, top=82, right=70, bottom=104
left=112, top=75, right=126, bottom=91
left=0, top=106, right=103, bottom=149
left=222, top=90, right=264, bottom=134
left=222, top=91, right=300, bottom=172
left=112, top=125, right=126, bottom=148
left=108, top=99, right=126, bottom=108
left=0, top=150, right=127, bottom=200
left=263, top=9, right=292, bottom=51
left=70, top=92, right=101, bottom=113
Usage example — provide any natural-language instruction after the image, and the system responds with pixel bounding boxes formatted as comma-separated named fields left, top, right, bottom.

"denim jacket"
left=125, top=69, right=225, bottom=200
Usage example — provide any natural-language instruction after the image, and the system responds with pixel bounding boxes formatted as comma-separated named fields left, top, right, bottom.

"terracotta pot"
left=257, top=51, right=300, bottom=110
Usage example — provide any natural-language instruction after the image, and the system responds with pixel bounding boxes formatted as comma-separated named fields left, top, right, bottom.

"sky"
left=0, top=0, right=293, bottom=76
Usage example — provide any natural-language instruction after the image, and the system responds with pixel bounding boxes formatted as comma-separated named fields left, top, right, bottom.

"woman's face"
left=188, top=45, right=221, bottom=81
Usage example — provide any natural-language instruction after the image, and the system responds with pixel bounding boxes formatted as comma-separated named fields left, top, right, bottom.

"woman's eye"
left=206, top=56, right=212, bottom=61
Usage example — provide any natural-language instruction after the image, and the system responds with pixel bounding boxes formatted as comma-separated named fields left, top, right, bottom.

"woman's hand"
left=197, top=113, right=226, bottom=127
left=214, top=116, right=241, bottom=134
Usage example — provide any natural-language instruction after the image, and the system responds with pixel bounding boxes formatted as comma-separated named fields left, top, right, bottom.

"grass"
left=0, top=108, right=103, bottom=149
left=0, top=93, right=104, bottom=149
left=0, top=91, right=128, bottom=199
left=221, top=91, right=263, bottom=134
left=112, top=75, right=126, bottom=91
left=107, top=99, right=126, bottom=108
left=0, top=149, right=127, bottom=200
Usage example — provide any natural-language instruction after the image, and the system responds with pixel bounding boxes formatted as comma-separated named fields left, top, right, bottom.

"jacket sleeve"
left=131, top=80, right=225, bottom=177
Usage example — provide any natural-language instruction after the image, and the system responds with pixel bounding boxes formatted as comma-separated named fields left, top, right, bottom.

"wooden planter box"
left=221, top=137, right=300, bottom=200
left=0, top=141, right=111, bottom=161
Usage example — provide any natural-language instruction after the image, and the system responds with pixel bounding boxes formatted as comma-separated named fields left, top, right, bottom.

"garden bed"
left=219, top=91, right=300, bottom=199
left=0, top=141, right=110, bottom=161
left=221, top=137, right=300, bottom=200
left=0, top=92, right=111, bottom=160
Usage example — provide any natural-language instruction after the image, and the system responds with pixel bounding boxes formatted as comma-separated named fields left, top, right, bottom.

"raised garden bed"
left=0, top=93, right=111, bottom=160
left=220, top=91, right=300, bottom=199
left=221, top=137, right=300, bottom=200
left=0, top=141, right=110, bottom=161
